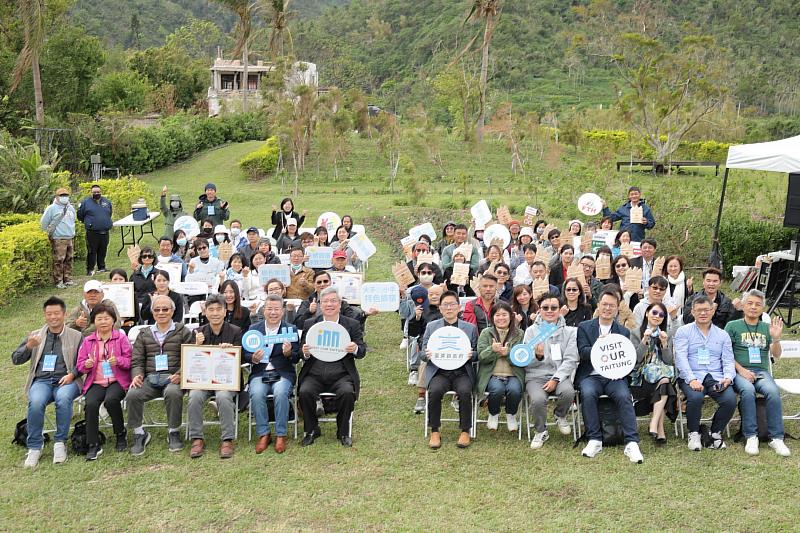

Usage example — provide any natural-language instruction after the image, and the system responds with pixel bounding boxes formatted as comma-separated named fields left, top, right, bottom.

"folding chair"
left=674, top=391, right=732, bottom=439
left=775, top=340, right=800, bottom=424
left=424, top=390, right=474, bottom=438
left=42, top=396, right=84, bottom=436
left=523, top=393, right=579, bottom=442
left=126, top=325, right=149, bottom=343
left=473, top=391, right=524, bottom=440
left=247, top=393, right=299, bottom=441
left=317, top=392, right=353, bottom=439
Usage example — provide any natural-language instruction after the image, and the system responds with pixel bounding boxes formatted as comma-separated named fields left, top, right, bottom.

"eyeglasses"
left=650, top=310, right=665, bottom=318
left=540, top=305, right=559, bottom=311
left=565, top=287, right=580, bottom=292
left=153, top=307, right=171, bottom=313
left=315, top=280, right=330, bottom=285
left=141, top=254, right=154, bottom=259
left=694, top=308, right=712, bottom=314
left=616, top=263, right=628, bottom=269
left=440, top=302, right=459, bottom=308
left=196, top=246, right=208, bottom=251
left=649, top=285, right=665, bottom=291
left=496, top=271, right=509, bottom=276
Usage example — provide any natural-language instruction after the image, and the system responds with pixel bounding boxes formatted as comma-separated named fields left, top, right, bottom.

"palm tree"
left=454, top=0, right=503, bottom=143
left=264, top=0, right=296, bottom=59
left=214, top=0, right=257, bottom=111
left=10, top=0, right=46, bottom=124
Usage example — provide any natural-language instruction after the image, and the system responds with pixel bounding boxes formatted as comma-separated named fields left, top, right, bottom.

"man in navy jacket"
left=243, top=294, right=301, bottom=454
left=576, top=289, right=643, bottom=463
left=601, top=186, right=655, bottom=242
left=77, top=183, right=113, bottom=275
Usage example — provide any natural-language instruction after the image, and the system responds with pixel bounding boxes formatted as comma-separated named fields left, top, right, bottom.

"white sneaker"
left=399, top=338, right=408, bottom=349
left=744, top=435, right=760, bottom=456
left=687, top=432, right=702, bottom=451
left=506, top=414, right=518, bottom=432
left=708, top=432, right=727, bottom=450
left=487, top=413, right=499, bottom=431
left=414, top=397, right=425, bottom=414
left=624, top=442, right=644, bottom=464
left=24, top=449, right=42, bottom=468
left=581, top=439, right=603, bottom=458
left=555, top=416, right=572, bottom=435
left=407, top=371, right=418, bottom=386
left=53, top=442, right=67, bottom=464
left=769, top=438, right=791, bottom=457
left=530, top=431, right=549, bottom=449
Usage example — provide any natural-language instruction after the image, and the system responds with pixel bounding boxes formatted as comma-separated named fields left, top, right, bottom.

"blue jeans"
left=249, top=376, right=293, bottom=437
left=26, top=378, right=80, bottom=450
left=579, top=375, right=639, bottom=444
left=679, top=375, right=737, bottom=434
left=734, top=371, right=784, bottom=439
left=486, top=376, right=523, bottom=416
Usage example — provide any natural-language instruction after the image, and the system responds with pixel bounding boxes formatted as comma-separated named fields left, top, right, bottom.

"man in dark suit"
left=298, top=286, right=367, bottom=447
left=421, top=291, right=478, bottom=449
left=576, top=289, right=643, bottom=463
left=628, top=238, right=657, bottom=289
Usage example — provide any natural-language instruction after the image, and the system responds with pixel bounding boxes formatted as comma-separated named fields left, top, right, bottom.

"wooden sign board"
left=567, top=263, right=584, bottom=282
left=217, top=242, right=233, bottom=264
left=532, top=278, right=550, bottom=299
left=619, top=243, right=634, bottom=258
left=624, top=267, right=643, bottom=292
left=127, top=245, right=141, bottom=266
left=469, top=274, right=483, bottom=296
left=496, top=205, right=512, bottom=226
left=652, top=256, right=666, bottom=278
left=454, top=243, right=473, bottom=261
left=596, top=255, right=612, bottom=280
left=535, top=247, right=551, bottom=265
left=416, top=251, right=435, bottom=265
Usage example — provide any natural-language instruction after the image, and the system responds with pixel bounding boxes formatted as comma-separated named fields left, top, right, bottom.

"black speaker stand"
left=769, top=228, right=800, bottom=330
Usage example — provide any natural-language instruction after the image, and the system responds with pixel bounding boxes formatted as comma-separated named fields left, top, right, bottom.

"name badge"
left=550, top=344, right=562, bottom=362
left=748, top=346, right=762, bottom=365
left=42, top=354, right=58, bottom=372
left=697, top=346, right=710, bottom=365
left=207, top=205, right=215, bottom=216
left=155, top=353, right=168, bottom=372
left=101, top=360, right=114, bottom=378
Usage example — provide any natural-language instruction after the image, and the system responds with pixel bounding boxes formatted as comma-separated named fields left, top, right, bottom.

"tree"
left=315, top=88, right=352, bottom=180
left=126, top=13, right=141, bottom=49
left=263, top=0, right=296, bottom=59
left=10, top=0, right=46, bottom=124
left=374, top=112, right=401, bottom=192
left=214, top=0, right=258, bottom=111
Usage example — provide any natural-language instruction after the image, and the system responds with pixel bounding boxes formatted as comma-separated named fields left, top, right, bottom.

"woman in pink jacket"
left=77, top=303, right=132, bottom=460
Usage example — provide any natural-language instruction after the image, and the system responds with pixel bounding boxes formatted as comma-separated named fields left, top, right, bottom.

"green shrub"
left=78, top=176, right=158, bottom=215
left=719, top=219, right=794, bottom=275
left=238, top=136, right=280, bottom=179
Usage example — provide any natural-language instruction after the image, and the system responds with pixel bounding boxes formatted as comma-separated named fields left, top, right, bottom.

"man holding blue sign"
left=244, top=294, right=301, bottom=454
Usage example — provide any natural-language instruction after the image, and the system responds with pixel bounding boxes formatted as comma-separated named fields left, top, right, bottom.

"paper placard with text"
left=330, top=272, right=363, bottom=303
left=619, top=243, right=635, bottom=258
left=127, top=245, right=141, bottom=266
left=416, top=251, right=435, bottom=265
left=450, top=263, right=470, bottom=286
left=181, top=345, right=241, bottom=391
left=157, top=261, right=184, bottom=289
left=306, top=246, right=334, bottom=269
left=567, top=263, right=585, bottom=282
left=349, top=232, right=377, bottom=261
left=101, top=282, right=135, bottom=318
left=361, top=282, right=400, bottom=312
left=392, top=262, right=415, bottom=288
left=522, top=206, right=539, bottom=226
left=535, top=247, right=551, bottom=264
left=630, top=205, right=644, bottom=225
left=454, top=243, right=473, bottom=261
left=470, top=200, right=492, bottom=227
left=409, top=222, right=437, bottom=242
left=217, top=242, right=233, bottom=264
left=258, top=264, right=291, bottom=285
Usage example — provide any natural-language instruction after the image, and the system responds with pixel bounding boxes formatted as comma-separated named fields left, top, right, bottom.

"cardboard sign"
left=306, top=321, right=351, bottom=362
left=409, top=222, right=437, bottom=242
left=484, top=224, right=511, bottom=250
left=624, top=267, right=643, bottom=292
left=542, top=224, right=557, bottom=240
left=361, top=282, right=400, bottom=312
left=349, top=232, right=377, bottom=261
left=450, top=263, right=470, bottom=286
left=101, top=282, right=135, bottom=318
left=217, top=242, right=233, bottom=264
left=392, top=262, right=415, bottom=288
left=317, top=212, right=341, bottom=235
left=534, top=247, right=551, bottom=265
left=590, top=334, right=637, bottom=379
left=532, top=278, right=549, bottom=299
left=454, top=243, right=473, bottom=261
left=619, top=243, right=634, bottom=258
left=126, top=245, right=141, bottom=266
left=330, top=271, right=363, bottom=303
left=496, top=205, right=512, bottom=226
left=181, top=345, right=241, bottom=391
left=400, top=234, right=417, bottom=256
left=567, top=263, right=585, bottom=282
left=469, top=275, right=482, bottom=296
left=578, top=193, right=604, bottom=216
left=427, top=326, right=472, bottom=370
left=416, top=251, right=435, bottom=265
left=470, top=199, right=492, bottom=227
left=596, top=255, right=612, bottom=280
left=258, top=264, right=291, bottom=285
left=652, top=256, right=666, bottom=278
left=580, top=233, right=593, bottom=253
left=522, top=206, right=539, bottom=227
left=630, top=205, right=644, bottom=225
left=306, top=246, right=334, bottom=269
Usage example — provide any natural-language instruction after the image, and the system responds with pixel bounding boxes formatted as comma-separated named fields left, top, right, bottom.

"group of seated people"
left=398, top=187, right=791, bottom=462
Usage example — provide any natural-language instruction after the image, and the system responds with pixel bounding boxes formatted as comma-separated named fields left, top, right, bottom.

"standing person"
left=245, top=294, right=302, bottom=455
left=271, top=198, right=306, bottom=240
left=476, top=302, right=525, bottom=433
left=298, top=287, right=367, bottom=447
left=159, top=186, right=187, bottom=238
left=602, top=186, right=656, bottom=242
left=277, top=219, right=301, bottom=253
left=12, top=297, right=83, bottom=467
left=725, top=290, right=790, bottom=457
left=187, top=295, right=243, bottom=459
left=421, top=291, right=478, bottom=449
left=193, top=183, right=229, bottom=227
left=674, top=296, right=736, bottom=451
left=40, top=188, right=77, bottom=289
left=441, top=224, right=481, bottom=271
left=77, top=183, right=113, bottom=276
left=576, top=289, right=643, bottom=463
left=76, top=303, right=132, bottom=460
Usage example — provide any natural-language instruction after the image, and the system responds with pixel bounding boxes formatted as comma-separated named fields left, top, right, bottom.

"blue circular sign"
left=242, top=330, right=265, bottom=352
left=509, top=344, right=533, bottom=367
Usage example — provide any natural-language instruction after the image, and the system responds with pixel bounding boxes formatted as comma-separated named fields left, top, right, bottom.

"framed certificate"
left=101, top=282, right=136, bottom=318
left=180, top=344, right=241, bottom=391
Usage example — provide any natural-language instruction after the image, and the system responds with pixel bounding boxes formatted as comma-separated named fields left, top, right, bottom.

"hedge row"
left=582, top=129, right=732, bottom=162
left=238, top=136, right=281, bottom=180
left=78, top=177, right=158, bottom=216
left=719, top=219, right=794, bottom=274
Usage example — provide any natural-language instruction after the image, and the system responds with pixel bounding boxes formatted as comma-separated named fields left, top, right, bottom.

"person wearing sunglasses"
left=524, top=292, right=579, bottom=449
left=131, top=246, right=158, bottom=307
left=576, top=289, right=643, bottom=463
left=629, top=302, right=675, bottom=445
left=560, top=278, right=592, bottom=328
left=125, top=294, right=194, bottom=456
left=633, top=276, right=678, bottom=331
left=493, top=264, right=513, bottom=302
left=294, top=271, right=362, bottom=329
left=187, top=237, right=225, bottom=292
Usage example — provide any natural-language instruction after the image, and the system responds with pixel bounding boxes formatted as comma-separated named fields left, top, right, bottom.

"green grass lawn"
left=1, top=141, right=798, bottom=531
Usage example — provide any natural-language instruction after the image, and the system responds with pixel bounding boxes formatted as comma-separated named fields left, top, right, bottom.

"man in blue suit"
left=576, top=289, right=643, bottom=463
left=602, top=186, right=655, bottom=242
left=244, top=294, right=301, bottom=454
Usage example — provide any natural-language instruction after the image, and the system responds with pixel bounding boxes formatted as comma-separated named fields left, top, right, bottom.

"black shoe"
left=301, top=432, right=317, bottom=446
left=168, top=431, right=184, bottom=452
left=312, top=426, right=321, bottom=438
left=656, top=436, right=667, bottom=446
left=115, top=431, right=128, bottom=452
left=131, top=431, right=151, bottom=456
left=339, top=436, right=353, bottom=447
left=86, top=444, right=103, bottom=461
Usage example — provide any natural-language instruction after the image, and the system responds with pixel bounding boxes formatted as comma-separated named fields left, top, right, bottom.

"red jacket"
left=462, top=298, right=493, bottom=334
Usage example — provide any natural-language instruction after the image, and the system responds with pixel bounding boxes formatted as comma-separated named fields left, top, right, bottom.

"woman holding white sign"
left=140, top=270, right=184, bottom=324
left=476, top=302, right=525, bottom=433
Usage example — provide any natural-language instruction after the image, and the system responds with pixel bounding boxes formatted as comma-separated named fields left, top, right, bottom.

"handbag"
left=640, top=338, right=674, bottom=384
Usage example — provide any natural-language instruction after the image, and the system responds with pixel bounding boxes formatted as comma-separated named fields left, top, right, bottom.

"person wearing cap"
left=407, top=241, right=444, bottom=284
left=66, top=280, right=122, bottom=337
left=271, top=198, right=306, bottom=240
left=508, top=220, right=521, bottom=246
left=159, top=186, right=188, bottom=238
left=441, top=224, right=481, bottom=271
left=193, top=183, right=229, bottom=227
left=407, top=284, right=444, bottom=412
left=40, top=187, right=77, bottom=289
left=329, top=249, right=356, bottom=273
left=238, top=227, right=261, bottom=264
left=277, top=218, right=301, bottom=254
left=77, top=183, right=113, bottom=276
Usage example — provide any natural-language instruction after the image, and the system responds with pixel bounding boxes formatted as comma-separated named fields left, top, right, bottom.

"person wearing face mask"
left=40, top=188, right=77, bottom=289
left=285, top=247, right=315, bottom=300
left=172, top=230, right=190, bottom=261
left=210, top=225, right=231, bottom=259
left=193, top=183, right=229, bottom=227
left=77, top=184, right=113, bottom=277
left=160, top=186, right=188, bottom=238
left=229, top=220, right=247, bottom=250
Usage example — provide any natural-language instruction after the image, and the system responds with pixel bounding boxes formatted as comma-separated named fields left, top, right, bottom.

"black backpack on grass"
left=575, top=397, right=625, bottom=446
left=12, top=418, right=51, bottom=447
left=70, top=420, right=105, bottom=455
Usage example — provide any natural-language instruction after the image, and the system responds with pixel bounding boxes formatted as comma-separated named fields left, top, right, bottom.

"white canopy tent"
left=710, top=134, right=800, bottom=268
